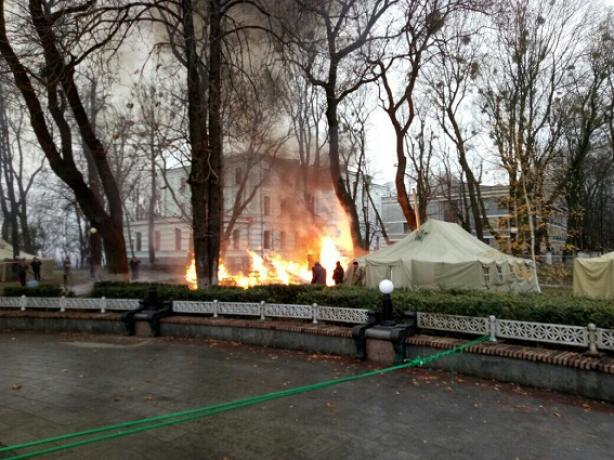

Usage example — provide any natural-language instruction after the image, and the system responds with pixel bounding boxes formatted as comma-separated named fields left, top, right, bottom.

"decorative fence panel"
left=172, top=301, right=216, bottom=315
left=0, top=296, right=23, bottom=308
left=26, top=297, right=61, bottom=309
left=264, top=303, right=314, bottom=320
left=217, top=302, right=261, bottom=317
left=597, top=329, right=614, bottom=351
left=63, top=298, right=104, bottom=311
left=316, top=306, right=369, bottom=324
left=417, top=312, right=489, bottom=335
left=496, top=319, right=588, bottom=347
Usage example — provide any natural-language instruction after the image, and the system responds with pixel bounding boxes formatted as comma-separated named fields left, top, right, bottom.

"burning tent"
left=359, top=219, right=540, bottom=292
left=573, top=251, right=614, bottom=299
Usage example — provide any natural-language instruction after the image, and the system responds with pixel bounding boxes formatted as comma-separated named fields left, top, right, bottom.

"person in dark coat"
left=31, top=256, right=42, bottom=281
left=311, top=262, right=327, bottom=286
left=129, top=256, right=141, bottom=280
left=332, top=261, right=344, bottom=285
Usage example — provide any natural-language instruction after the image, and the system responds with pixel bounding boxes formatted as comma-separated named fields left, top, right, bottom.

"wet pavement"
left=1, top=332, right=613, bottom=459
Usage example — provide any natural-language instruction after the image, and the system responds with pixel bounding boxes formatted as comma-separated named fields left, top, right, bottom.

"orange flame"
left=185, top=202, right=354, bottom=289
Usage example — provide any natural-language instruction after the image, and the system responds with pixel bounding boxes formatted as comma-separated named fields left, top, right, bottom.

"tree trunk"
left=83, top=80, right=103, bottom=274
left=394, top=135, right=418, bottom=231
left=182, top=0, right=215, bottom=288
left=206, top=0, right=223, bottom=286
left=148, top=142, right=156, bottom=265
left=325, top=93, right=366, bottom=252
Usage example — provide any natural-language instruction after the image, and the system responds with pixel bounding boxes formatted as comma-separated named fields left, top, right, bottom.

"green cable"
left=2, top=335, right=488, bottom=459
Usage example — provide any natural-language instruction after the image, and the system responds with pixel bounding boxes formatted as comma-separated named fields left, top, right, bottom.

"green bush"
left=91, top=282, right=191, bottom=302
left=3, top=285, right=68, bottom=297
left=88, top=282, right=614, bottom=329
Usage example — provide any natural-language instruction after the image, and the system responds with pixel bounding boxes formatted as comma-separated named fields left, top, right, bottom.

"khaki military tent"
left=573, top=252, right=614, bottom=299
left=360, top=219, right=540, bottom=292
left=0, top=239, right=54, bottom=282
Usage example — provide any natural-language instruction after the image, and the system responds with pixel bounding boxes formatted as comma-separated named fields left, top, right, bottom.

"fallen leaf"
left=12, top=383, right=22, bottom=390
left=144, top=395, right=153, bottom=401
left=553, top=412, right=561, bottom=418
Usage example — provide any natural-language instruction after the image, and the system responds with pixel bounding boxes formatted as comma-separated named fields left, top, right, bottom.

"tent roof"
left=577, top=251, right=614, bottom=263
left=363, top=219, right=527, bottom=265
left=0, top=239, right=37, bottom=259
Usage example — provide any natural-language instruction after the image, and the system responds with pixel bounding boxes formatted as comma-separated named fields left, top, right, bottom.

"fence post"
left=60, top=296, right=66, bottom=313
left=489, top=315, right=497, bottom=342
left=100, top=296, right=107, bottom=313
left=312, top=303, right=318, bottom=324
left=20, top=295, right=26, bottom=311
left=213, top=299, right=218, bottom=318
left=259, top=301, right=266, bottom=320
left=587, top=323, right=598, bottom=355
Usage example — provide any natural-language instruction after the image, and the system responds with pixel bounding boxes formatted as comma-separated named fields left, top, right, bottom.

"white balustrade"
left=1, top=294, right=614, bottom=353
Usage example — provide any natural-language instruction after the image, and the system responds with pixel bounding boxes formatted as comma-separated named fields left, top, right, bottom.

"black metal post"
left=381, top=293, right=394, bottom=325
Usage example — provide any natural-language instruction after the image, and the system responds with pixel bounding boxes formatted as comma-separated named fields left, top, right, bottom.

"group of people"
left=13, top=256, right=43, bottom=287
left=311, top=260, right=365, bottom=286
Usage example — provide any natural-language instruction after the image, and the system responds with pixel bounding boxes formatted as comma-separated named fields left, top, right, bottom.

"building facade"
left=125, top=155, right=347, bottom=269
left=380, top=184, right=568, bottom=255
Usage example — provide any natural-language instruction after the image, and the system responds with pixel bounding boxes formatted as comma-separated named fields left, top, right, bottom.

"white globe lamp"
left=379, top=279, right=394, bottom=295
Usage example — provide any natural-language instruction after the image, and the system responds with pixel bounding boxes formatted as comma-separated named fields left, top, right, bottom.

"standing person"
left=332, top=261, right=344, bottom=285
left=129, top=256, right=141, bottom=281
left=31, top=256, right=42, bottom=281
left=62, top=256, right=71, bottom=290
left=17, top=258, right=27, bottom=287
left=311, top=261, right=327, bottom=286
left=349, top=261, right=364, bottom=286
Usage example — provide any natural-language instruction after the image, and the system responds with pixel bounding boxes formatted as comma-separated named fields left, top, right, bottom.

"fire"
left=185, top=200, right=354, bottom=289
left=185, top=235, right=353, bottom=289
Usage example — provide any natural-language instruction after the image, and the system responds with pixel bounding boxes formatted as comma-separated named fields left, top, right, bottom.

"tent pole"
left=412, top=188, right=421, bottom=231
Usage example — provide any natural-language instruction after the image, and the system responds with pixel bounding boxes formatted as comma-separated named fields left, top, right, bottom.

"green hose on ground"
left=1, top=335, right=488, bottom=459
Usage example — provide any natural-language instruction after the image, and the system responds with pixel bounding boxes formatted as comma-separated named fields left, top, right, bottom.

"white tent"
left=573, top=251, right=614, bottom=299
left=0, top=239, right=54, bottom=281
left=360, top=219, right=540, bottom=292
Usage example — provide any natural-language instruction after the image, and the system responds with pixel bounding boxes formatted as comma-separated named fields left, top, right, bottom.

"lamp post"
left=352, top=278, right=417, bottom=363
left=379, top=279, right=394, bottom=325
left=89, top=227, right=99, bottom=280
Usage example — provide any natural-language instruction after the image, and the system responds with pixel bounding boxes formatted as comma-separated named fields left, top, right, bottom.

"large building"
left=380, top=184, right=567, bottom=254
left=125, top=154, right=349, bottom=270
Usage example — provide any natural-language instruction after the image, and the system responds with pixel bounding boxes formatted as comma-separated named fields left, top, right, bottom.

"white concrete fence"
left=1, top=296, right=612, bottom=354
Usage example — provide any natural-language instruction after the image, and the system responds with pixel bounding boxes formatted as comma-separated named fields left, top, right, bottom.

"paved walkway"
left=1, top=332, right=613, bottom=459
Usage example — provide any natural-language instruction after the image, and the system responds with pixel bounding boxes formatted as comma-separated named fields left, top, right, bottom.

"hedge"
left=3, top=285, right=69, bottom=297
left=89, top=282, right=614, bottom=329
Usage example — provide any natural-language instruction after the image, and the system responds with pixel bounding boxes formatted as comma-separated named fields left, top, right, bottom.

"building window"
left=263, top=230, right=271, bottom=249
left=136, top=232, right=142, bottom=252
left=263, top=196, right=271, bottom=216
left=280, top=231, right=286, bottom=250
left=155, top=231, right=161, bottom=251
left=175, top=228, right=182, bottom=251
left=235, top=168, right=242, bottom=185
left=232, top=229, right=240, bottom=249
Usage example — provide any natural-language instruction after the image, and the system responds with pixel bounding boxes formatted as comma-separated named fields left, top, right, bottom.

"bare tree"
left=480, top=0, right=587, bottom=265
left=277, top=0, right=398, bottom=251
left=0, top=1, right=153, bottom=275
left=424, top=12, right=494, bottom=240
